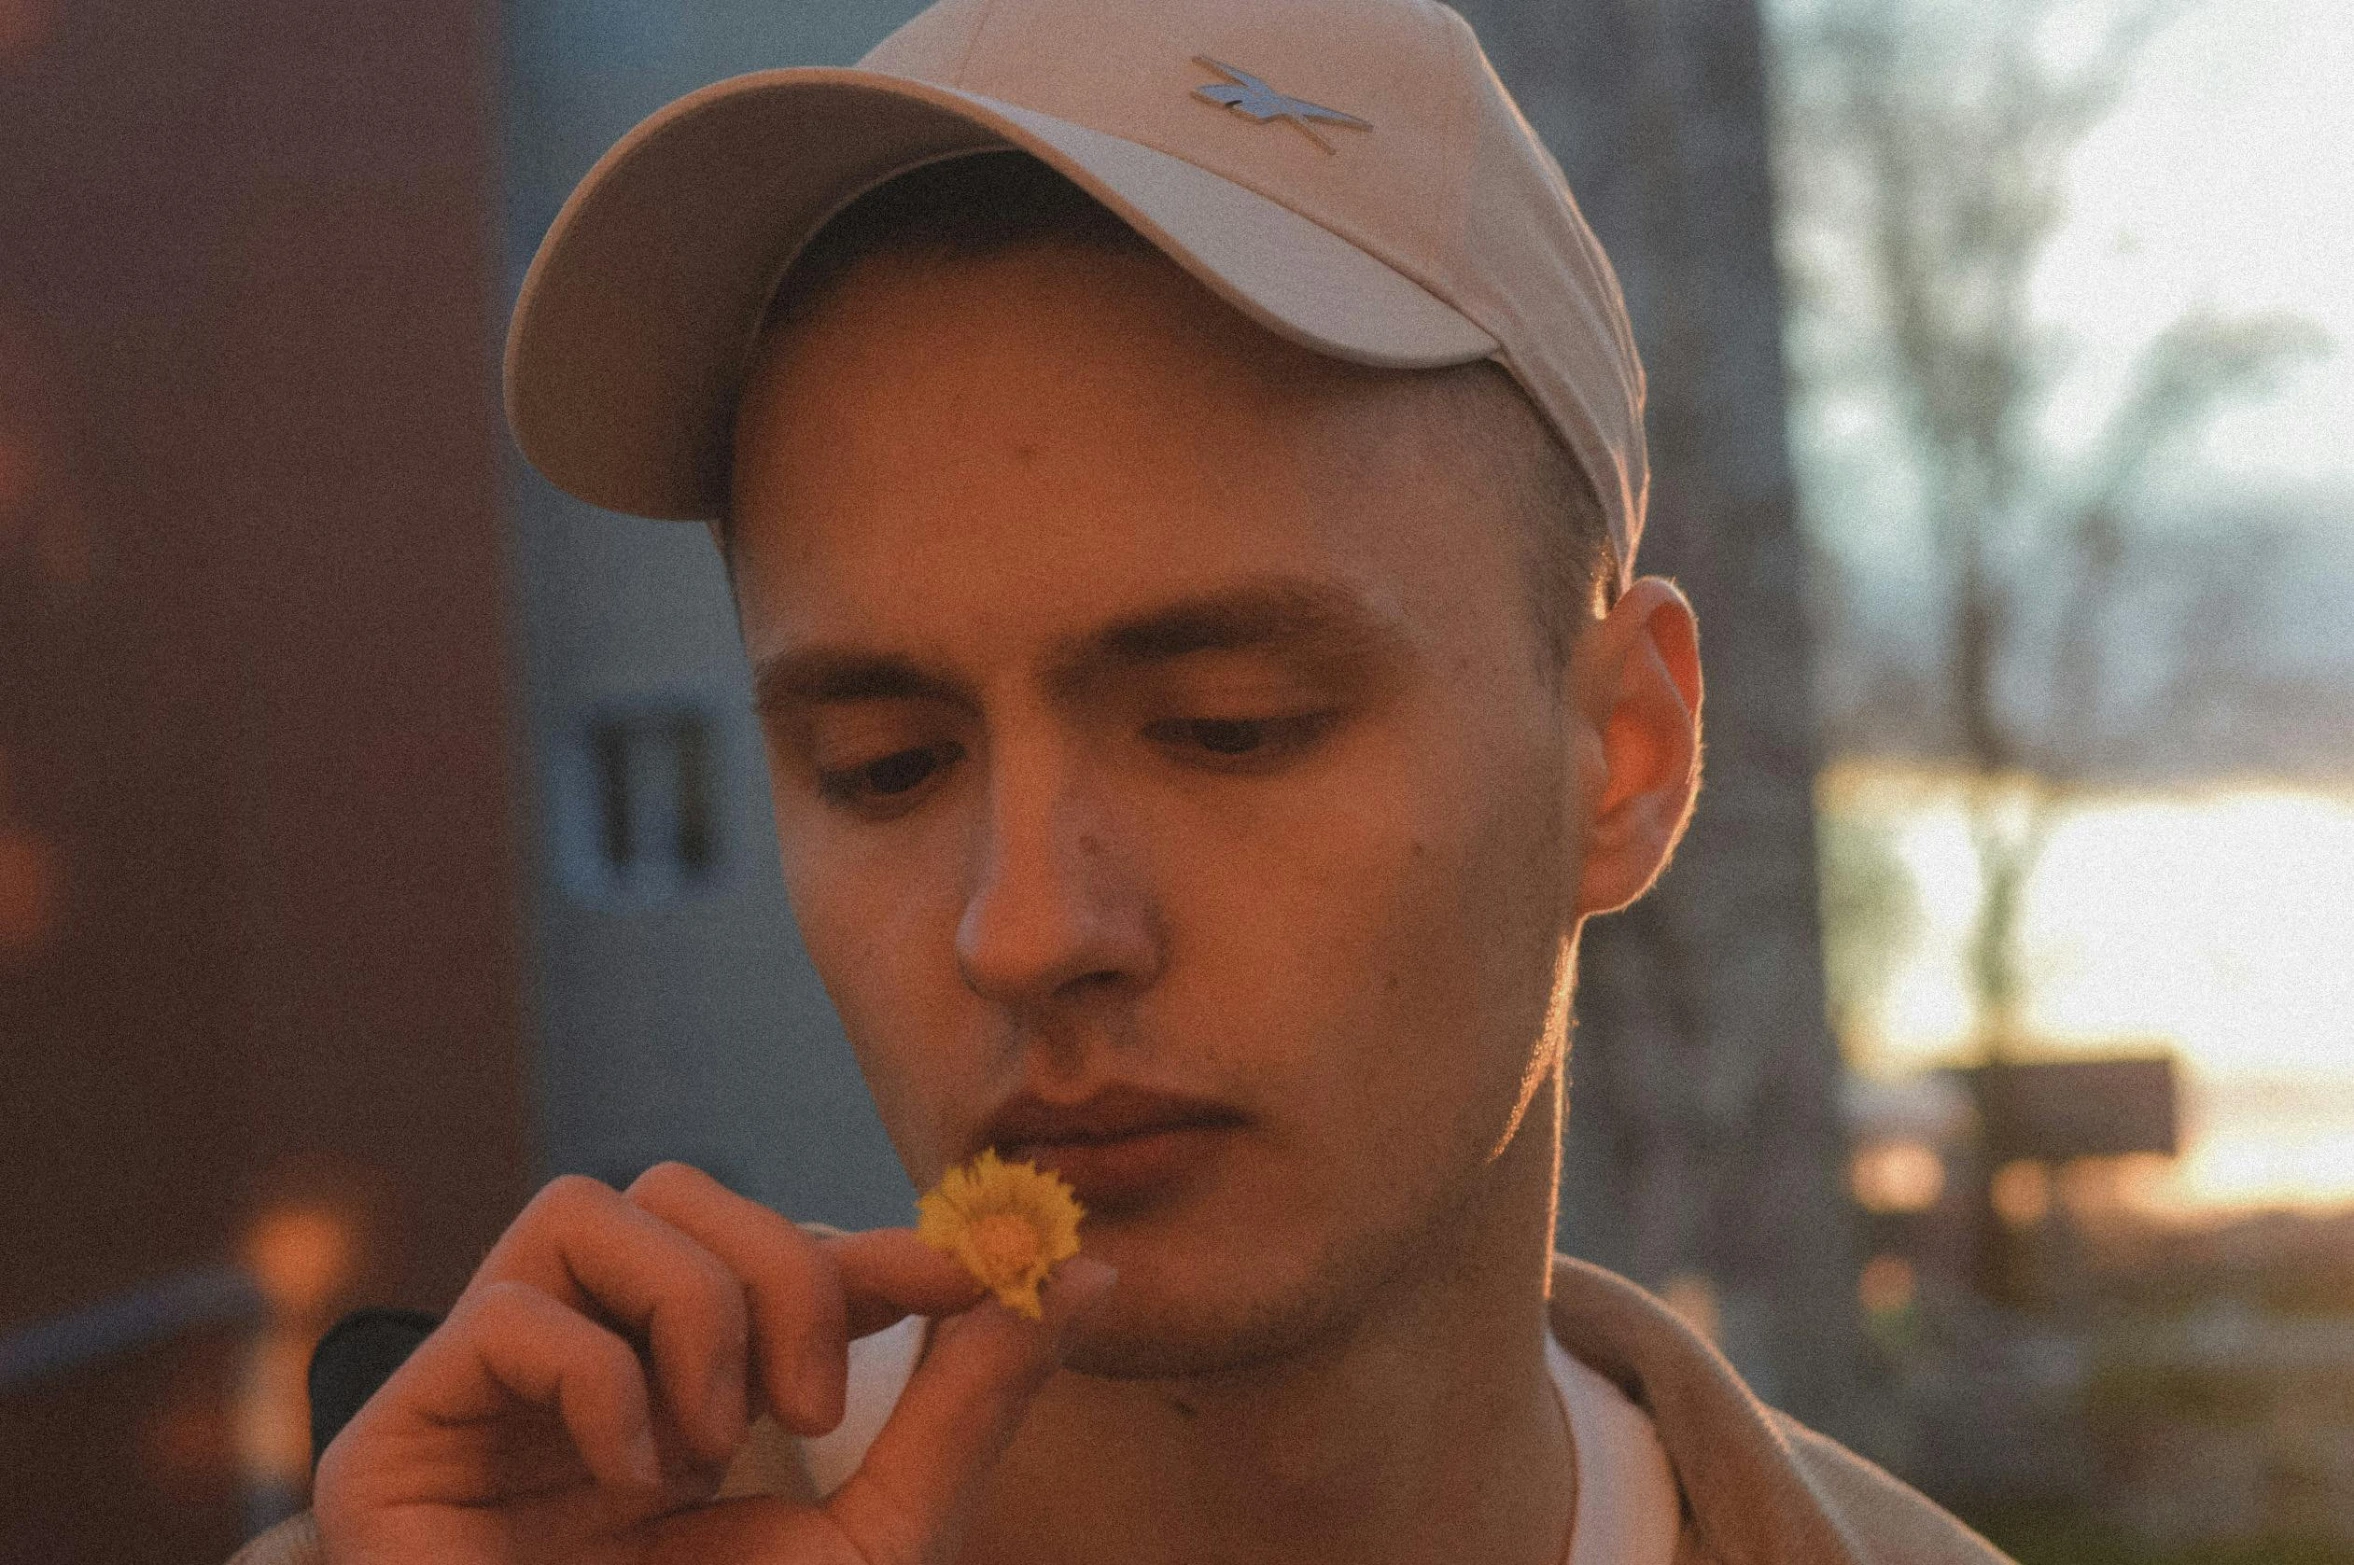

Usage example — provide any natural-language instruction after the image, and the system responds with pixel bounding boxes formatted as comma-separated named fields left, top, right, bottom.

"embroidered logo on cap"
left=1191, top=57, right=1371, bottom=153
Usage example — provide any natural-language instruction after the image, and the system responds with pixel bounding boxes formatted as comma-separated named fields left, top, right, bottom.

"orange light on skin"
left=1859, top=1254, right=1917, bottom=1315
left=1850, top=1139, right=1948, bottom=1214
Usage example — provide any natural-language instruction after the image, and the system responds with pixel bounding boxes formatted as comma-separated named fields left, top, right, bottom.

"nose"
left=954, top=737, right=1162, bottom=1016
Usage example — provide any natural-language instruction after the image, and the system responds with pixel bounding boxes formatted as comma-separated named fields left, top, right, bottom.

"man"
left=235, top=0, right=2010, bottom=1560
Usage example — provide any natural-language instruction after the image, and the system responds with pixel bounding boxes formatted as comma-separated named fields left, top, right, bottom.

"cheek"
left=1197, top=725, right=1560, bottom=1135
left=1355, top=740, right=1569, bottom=1147
left=769, top=801, right=973, bottom=1178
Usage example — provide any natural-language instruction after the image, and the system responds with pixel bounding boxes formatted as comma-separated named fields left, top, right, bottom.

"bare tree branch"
left=1771, top=0, right=2327, bottom=1054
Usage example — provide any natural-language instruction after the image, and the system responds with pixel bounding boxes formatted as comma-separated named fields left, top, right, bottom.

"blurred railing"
left=0, top=1266, right=266, bottom=1393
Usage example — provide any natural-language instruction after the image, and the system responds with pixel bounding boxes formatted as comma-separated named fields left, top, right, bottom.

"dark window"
left=566, top=707, right=721, bottom=899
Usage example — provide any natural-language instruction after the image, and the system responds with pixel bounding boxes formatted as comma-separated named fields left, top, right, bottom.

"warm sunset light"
left=1792, top=0, right=2354, bottom=1231
left=12, top=0, right=2352, bottom=1554
left=1852, top=1138, right=1949, bottom=1214
left=1859, top=1253, right=1918, bottom=1315
left=1991, top=1160, right=2055, bottom=1229
left=1847, top=773, right=2354, bottom=1214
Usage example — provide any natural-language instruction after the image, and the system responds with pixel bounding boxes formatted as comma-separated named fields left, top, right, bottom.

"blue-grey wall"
left=502, top=0, right=929, bottom=1227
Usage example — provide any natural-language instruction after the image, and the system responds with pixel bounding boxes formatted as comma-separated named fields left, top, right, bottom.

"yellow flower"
left=916, top=1148, right=1086, bottom=1320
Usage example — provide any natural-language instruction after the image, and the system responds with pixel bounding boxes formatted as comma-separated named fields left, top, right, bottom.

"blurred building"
left=500, top=0, right=921, bottom=1237
left=0, top=1, right=526, bottom=1559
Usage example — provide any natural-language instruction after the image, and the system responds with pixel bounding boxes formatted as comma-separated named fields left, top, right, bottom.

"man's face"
left=730, top=241, right=1592, bottom=1377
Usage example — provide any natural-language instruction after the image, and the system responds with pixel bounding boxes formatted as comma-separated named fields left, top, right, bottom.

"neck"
left=963, top=1068, right=1573, bottom=1565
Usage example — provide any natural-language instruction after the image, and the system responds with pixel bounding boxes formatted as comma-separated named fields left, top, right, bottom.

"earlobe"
left=1573, top=577, right=1703, bottom=917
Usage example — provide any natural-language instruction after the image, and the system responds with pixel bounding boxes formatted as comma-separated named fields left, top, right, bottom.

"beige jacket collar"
left=1543, top=1255, right=2010, bottom=1565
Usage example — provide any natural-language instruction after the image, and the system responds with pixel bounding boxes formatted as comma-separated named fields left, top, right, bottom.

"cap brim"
left=504, top=68, right=1500, bottom=520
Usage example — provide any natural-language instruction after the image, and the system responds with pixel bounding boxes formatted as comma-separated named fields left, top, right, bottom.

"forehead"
left=740, top=238, right=1417, bottom=476
left=724, top=241, right=1521, bottom=673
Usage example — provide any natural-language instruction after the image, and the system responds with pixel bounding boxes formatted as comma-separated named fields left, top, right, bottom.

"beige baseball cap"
left=504, top=0, right=1650, bottom=581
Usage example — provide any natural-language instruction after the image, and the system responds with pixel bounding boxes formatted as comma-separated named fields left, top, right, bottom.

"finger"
left=394, top=1281, right=663, bottom=1493
left=620, top=1169, right=990, bottom=1438
left=470, top=1174, right=750, bottom=1462
left=627, top=1161, right=858, bottom=1438
left=818, top=1227, right=990, bottom=1340
left=624, top=1170, right=989, bottom=1435
left=825, top=1257, right=1116, bottom=1565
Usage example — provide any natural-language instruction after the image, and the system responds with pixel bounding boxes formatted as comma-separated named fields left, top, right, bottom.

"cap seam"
left=947, top=0, right=1005, bottom=87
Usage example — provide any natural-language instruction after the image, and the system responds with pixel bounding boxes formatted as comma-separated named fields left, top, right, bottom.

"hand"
left=311, top=1162, right=1114, bottom=1565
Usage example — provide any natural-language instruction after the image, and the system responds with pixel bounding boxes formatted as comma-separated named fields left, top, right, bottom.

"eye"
left=1146, top=713, right=1336, bottom=764
left=1182, top=718, right=1266, bottom=755
left=816, top=743, right=962, bottom=809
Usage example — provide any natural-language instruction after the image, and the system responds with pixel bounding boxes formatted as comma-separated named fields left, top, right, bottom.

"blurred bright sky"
left=1824, top=1, right=2354, bottom=1216
left=2035, top=0, right=2354, bottom=507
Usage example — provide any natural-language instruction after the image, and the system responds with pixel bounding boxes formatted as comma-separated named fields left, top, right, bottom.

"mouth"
left=1000, top=1124, right=1238, bottom=1210
left=978, top=1084, right=1247, bottom=1210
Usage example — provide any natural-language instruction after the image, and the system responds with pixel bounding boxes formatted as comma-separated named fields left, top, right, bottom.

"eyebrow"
left=751, top=575, right=1415, bottom=719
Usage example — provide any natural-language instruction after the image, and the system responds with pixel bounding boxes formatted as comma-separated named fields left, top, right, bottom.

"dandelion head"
left=916, top=1148, right=1086, bottom=1320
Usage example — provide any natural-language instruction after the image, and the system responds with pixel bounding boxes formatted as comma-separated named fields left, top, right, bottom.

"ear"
left=1571, top=576, right=1703, bottom=917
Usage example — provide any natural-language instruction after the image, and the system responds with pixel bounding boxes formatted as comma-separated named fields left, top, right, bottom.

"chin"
left=1056, top=1289, right=1348, bottom=1381
left=1054, top=1219, right=1400, bottom=1383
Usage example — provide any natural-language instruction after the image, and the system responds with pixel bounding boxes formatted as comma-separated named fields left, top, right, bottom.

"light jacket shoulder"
left=1545, top=1254, right=2009, bottom=1565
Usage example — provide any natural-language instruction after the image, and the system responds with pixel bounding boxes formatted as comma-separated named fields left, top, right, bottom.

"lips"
left=1014, top=1126, right=1238, bottom=1211
left=976, top=1082, right=1247, bottom=1155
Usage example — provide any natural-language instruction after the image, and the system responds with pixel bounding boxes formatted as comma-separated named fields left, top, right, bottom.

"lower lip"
left=1005, top=1124, right=1236, bottom=1207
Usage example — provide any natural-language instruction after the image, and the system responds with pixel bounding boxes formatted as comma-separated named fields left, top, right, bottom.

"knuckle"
left=533, top=1172, right=616, bottom=1219
left=627, top=1159, right=711, bottom=1205
left=676, top=1247, right=748, bottom=1329
left=460, top=1278, right=546, bottom=1328
left=461, top=1283, right=633, bottom=1372
left=502, top=1174, right=618, bottom=1252
left=744, top=1215, right=836, bottom=1317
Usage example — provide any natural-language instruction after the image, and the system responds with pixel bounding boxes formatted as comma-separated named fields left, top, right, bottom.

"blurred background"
left=1, top=0, right=2346, bottom=1559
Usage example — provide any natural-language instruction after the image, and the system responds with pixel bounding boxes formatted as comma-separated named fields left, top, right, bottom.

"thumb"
left=822, top=1256, right=1116, bottom=1565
